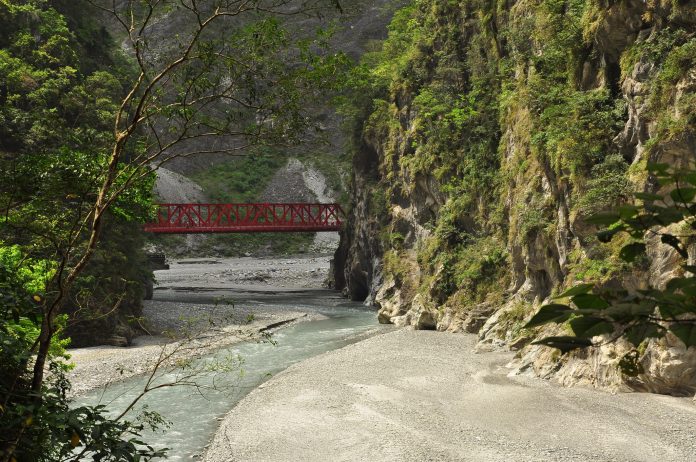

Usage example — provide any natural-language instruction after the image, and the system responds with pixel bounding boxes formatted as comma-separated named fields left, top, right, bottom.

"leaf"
left=657, top=176, right=676, bottom=187
left=682, top=283, right=696, bottom=298
left=633, top=192, right=663, bottom=201
left=655, top=206, right=685, bottom=225
left=619, top=243, right=646, bottom=263
left=670, top=323, right=696, bottom=347
left=618, top=205, right=639, bottom=220
left=532, top=336, right=593, bottom=353
left=618, top=350, right=644, bottom=377
left=569, top=317, right=614, bottom=337
left=604, top=301, right=656, bottom=322
left=660, top=234, right=689, bottom=259
left=524, top=304, right=573, bottom=328
left=665, top=277, right=696, bottom=293
left=571, top=293, right=609, bottom=310
left=625, top=322, right=663, bottom=346
left=597, top=225, right=625, bottom=243
left=585, top=212, right=619, bottom=226
left=556, top=283, right=594, bottom=298
left=646, top=162, right=670, bottom=173
left=670, top=187, right=696, bottom=203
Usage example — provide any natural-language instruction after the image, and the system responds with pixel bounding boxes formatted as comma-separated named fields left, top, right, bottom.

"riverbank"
left=205, top=329, right=696, bottom=462
left=67, top=256, right=335, bottom=396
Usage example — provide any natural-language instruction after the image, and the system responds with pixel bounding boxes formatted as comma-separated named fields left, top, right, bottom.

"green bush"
left=527, top=164, right=696, bottom=356
left=576, top=154, right=632, bottom=217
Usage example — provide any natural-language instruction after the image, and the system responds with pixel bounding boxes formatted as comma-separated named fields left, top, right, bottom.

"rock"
left=628, top=334, right=696, bottom=396
left=390, top=314, right=411, bottom=327
left=462, top=303, right=496, bottom=334
left=105, top=335, right=129, bottom=347
left=409, top=294, right=437, bottom=330
left=334, top=0, right=696, bottom=397
left=377, top=310, right=392, bottom=324
left=414, top=310, right=437, bottom=330
left=374, top=278, right=404, bottom=323
left=435, top=308, right=459, bottom=332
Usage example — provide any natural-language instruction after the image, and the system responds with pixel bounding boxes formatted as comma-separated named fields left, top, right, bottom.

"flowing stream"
left=75, top=293, right=381, bottom=459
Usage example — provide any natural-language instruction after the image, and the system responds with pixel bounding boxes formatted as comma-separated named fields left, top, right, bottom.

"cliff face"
left=335, top=0, right=696, bottom=396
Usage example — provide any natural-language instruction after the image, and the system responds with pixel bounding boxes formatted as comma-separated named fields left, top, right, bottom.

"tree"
left=0, top=0, right=347, bottom=459
left=525, top=163, right=696, bottom=361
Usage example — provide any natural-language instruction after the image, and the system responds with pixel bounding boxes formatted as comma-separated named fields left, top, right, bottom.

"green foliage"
left=1, top=365, right=169, bottom=461
left=648, top=33, right=696, bottom=143
left=449, top=237, right=507, bottom=298
left=343, top=0, right=510, bottom=310
left=516, top=193, right=553, bottom=238
left=0, top=1, right=133, bottom=153
left=191, top=153, right=283, bottom=204
left=0, top=243, right=163, bottom=460
left=383, top=249, right=413, bottom=285
left=576, top=154, right=632, bottom=217
left=620, top=28, right=691, bottom=80
left=0, top=245, right=68, bottom=361
left=527, top=164, right=696, bottom=352
left=531, top=89, right=627, bottom=178
left=419, top=231, right=508, bottom=305
left=0, top=1, right=158, bottom=458
left=567, top=245, right=628, bottom=285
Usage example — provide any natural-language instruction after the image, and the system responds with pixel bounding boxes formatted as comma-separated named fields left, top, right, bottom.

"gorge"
left=333, top=0, right=696, bottom=397
left=1, top=0, right=695, bottom=460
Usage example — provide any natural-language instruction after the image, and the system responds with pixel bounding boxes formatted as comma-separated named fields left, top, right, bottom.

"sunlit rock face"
left=335, top=0, right=696, bottom=396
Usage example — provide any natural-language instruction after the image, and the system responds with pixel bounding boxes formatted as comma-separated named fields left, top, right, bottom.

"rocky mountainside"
left=154, top=168, right=208, bottom=203
left=334, top=0, right=696, bottom=396
left=125, top=0, right=402, bottom=178
left=141, top=0, right=405, bottom=257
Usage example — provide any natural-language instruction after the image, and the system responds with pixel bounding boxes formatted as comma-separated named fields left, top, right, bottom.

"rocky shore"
left=67, top=302, right=306, bottom=396
left=204, top=329, right=696, bottom=462
left=67, top=256, right=332, bottom=396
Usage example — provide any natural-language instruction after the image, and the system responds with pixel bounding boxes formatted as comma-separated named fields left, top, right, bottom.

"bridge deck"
left=144, top=203, right=344, bottom=234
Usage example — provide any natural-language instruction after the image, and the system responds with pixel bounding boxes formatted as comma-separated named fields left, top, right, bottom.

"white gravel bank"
left=68, top=256, right=335, bottom=396
left=67, top=302, right=305, bottom=397
left=205, top=329, right=696, bottom=462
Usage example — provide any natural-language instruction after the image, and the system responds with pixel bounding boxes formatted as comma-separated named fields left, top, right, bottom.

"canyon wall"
left=335, top=0, right=696, bottom=396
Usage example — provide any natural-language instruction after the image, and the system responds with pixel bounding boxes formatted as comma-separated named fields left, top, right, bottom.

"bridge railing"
left=144, top=203, right=345, bottom=233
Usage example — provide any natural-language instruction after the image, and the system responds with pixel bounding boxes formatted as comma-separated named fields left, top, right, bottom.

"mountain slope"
left=335, top=0, right=696, bottom=396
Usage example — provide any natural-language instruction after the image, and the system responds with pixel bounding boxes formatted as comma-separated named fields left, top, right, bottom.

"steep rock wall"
left=335, top=0, right=696, bottom=396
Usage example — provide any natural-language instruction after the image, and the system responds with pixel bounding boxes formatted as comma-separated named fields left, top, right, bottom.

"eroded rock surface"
left=334, top=0, right=696, bottom=396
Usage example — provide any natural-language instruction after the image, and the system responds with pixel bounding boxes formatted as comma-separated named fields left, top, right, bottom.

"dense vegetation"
left=339, top=0, right=696, bottom=371
left=0, top=0, right=157, bottom=458
left=0, top=0, right=153, bottom=343
left=0, top=0, right=348, bottom=459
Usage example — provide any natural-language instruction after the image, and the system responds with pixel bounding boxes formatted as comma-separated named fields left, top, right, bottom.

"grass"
left=190, top=153, right=283, bottom=203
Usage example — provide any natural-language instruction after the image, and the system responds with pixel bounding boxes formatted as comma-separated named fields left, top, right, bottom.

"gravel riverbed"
left=204, top=330, right=696, bottom=462
left=67, top=256, right=333, bottom=396
left=69, top=255, right=696, bottom=462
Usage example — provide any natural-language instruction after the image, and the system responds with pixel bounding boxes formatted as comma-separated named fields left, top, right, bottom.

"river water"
left=75, top=292, right=381, bottom=459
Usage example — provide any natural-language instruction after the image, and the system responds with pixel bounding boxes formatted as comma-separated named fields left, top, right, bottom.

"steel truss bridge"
left=144, top=203, right=345, bottom=234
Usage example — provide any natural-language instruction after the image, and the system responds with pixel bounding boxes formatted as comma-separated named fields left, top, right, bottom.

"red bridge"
left=144, top=203, right=345, bottom=233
